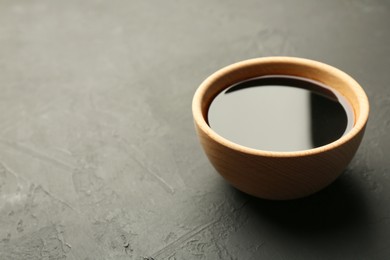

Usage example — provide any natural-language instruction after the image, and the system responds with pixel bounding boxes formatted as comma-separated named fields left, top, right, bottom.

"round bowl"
left=192, top=57, right=369, bottom=200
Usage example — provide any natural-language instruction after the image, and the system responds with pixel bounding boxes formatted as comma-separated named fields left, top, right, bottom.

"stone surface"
left=0, top=0, right=389, bottom=259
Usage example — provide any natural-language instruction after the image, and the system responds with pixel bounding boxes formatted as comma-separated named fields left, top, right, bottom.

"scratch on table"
left=135, top=159, right=175, bottom=194
left=0, top=161, right=23, bottom=180
left=152, top=219, right=219, bottom=258
left=130, top=146, right=175, bottom=194
left=32, top=184, right=80, bottom=215
left=0, top=161, right=80, bottom=215
left=0, top=139, right=74, bottom=171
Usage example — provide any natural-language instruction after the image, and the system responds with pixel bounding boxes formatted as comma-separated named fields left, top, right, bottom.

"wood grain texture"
left=193, top=57, right=369, bottom=200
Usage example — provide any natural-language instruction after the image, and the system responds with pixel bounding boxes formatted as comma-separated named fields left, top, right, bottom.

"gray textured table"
left=0, top=1, right=389, bottom=259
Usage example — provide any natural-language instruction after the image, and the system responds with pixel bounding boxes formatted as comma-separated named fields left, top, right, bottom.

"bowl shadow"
left=235, top=169, right=372, bottom=237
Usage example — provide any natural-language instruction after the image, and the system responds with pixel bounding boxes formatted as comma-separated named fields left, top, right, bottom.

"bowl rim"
left=192, top=56, right=370, bottom=158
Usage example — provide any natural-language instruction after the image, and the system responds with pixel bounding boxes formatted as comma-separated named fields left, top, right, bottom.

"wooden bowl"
left=192, top=57, right=369, bottom=200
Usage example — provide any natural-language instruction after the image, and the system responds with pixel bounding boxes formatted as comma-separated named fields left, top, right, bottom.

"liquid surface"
left=207, top=75, right=354, bottom=152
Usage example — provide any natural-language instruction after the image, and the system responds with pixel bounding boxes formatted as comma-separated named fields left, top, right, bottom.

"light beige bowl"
left=192, top=57, right=369, bottom=200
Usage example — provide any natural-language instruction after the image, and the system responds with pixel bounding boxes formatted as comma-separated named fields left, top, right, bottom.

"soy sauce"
left=207, top=75, right=354, bottom=152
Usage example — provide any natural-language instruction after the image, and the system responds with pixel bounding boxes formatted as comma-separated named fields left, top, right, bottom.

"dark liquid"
left=207, top=75, right=354, bottom=152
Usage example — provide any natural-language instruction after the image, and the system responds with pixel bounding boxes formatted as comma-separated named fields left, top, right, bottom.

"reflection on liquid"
left=207, top=75, right=354, bottom=152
